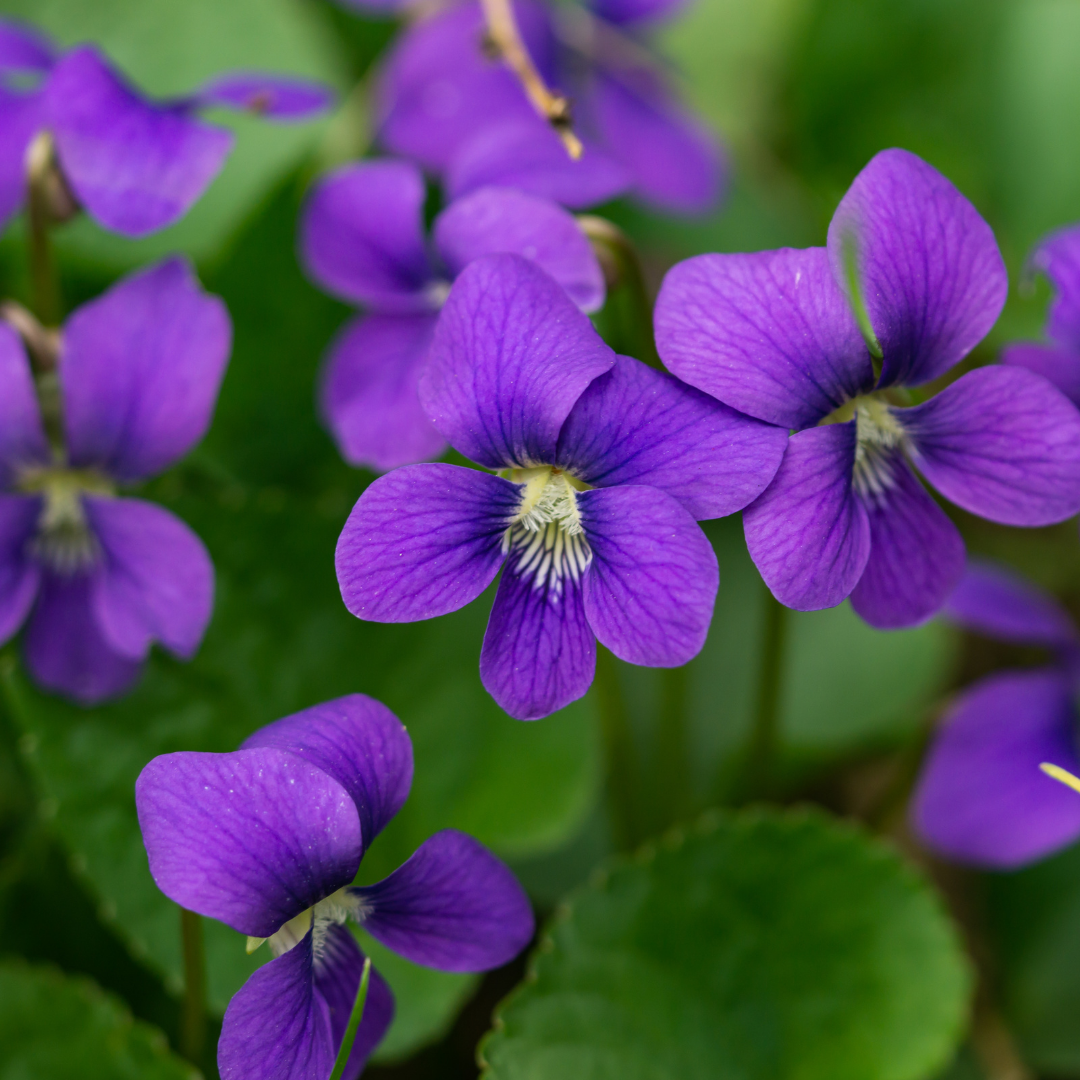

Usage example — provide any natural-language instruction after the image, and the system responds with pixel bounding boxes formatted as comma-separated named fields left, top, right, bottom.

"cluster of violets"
left=4, top=0, right=1080, bottom=1074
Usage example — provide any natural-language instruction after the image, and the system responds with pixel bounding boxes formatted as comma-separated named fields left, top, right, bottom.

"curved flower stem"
left=654, top=664, right=692, bottom=829
left=594, top=645, right=641, bottom=851
left=328, top=957, right=372, bottom=1080
left=744, top=591, right=788, bottom=800
left=478, top=0, right=582, bottom=159
left=25, top=134, right=63, bottom=328
left=179, top=907, right=207, bottom=1063
left=577, top=215, right=662, bottom=369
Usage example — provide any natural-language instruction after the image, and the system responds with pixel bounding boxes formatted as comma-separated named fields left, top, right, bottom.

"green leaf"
left=481, top=809, right=971, bottom=1080
left=0, top=960, right=196, bottom=1079
left=0, top=0, right=350, bottom=266
left=0, top=185, right=600, bottom=1058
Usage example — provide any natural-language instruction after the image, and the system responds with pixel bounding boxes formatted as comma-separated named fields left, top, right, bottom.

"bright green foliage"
left=481, top=810, right=971, bottom=1080
left=0, top=961, right=196, bottom=1079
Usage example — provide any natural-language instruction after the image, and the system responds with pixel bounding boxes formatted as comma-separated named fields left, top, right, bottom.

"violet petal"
left=47, top=46, right=234, bottom=237
left=135, top=747, right=362, bottom=937
left=195, top=73, right=333, bottom=120
left=420, top=254, right=614, bottom=469
left=23, top=572, right=141, bottom=704
left=912, top=670, right=1080, bottom=868
left=903, top=365, right=1080, bottom=526
left=655, top=247, right=874, bottom=430
left=319, top=312, right=445, bottom=472
left=0, top=86, right=47, bottom=229
left=826, top=148, right=1007, bottom=388
left=1030, top=224, right=1080, bottom=352
left=62, top=257, right=231, bottom=482
left=1001, top=342, right=1080, bottom=408
left=433, top=186, right=605, bottom=313
left=0, top=320, right=49, bottom=483
left=579, top=484, right=717, bottom=666
left=336, top=463, right=516, bottom=622
left=0, top=19, right=56, bottom=73
left=0, top=494, right=40, bottom=645
left=242, top=694, right=413, bottom=854
left=743, top=423, right=871, bottom=611
left=849, top=457, right=966, bottom=629
left=299, top=161, right=435, bottom=311
left=355, top=829, right=534, bottom=971
left=556, top=354, right=787, bottom=519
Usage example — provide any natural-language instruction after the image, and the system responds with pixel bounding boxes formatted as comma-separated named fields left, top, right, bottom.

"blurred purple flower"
left=137, top=693, right=534, bottom=1080
left=1002, top=223, right=1080, bottom=407
left=300, top=158, right=605, bottom=472
left=0, top=19, right=333, bottom=237
left=369, top=0, right=723, bottom=214
left=655, top=148, right=1080, bottom=630
left=912, top=563, right=1080, bottom=869
left=335, top=254, right=786, bottom=719
left=0, top=257, right=229, bottom=703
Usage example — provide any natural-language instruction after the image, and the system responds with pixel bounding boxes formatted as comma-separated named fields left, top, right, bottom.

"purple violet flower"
left=136, top=693, right=534, bottom=1080
left=0, top=18, right=332, bottom=237
left=334, top=253, right=787, bottom=719
left=370, top=0, right=723, bottom=214
left=911, top=563, right=1080, bottom=869
left=0, top=257, right=229, bottom=703
left=1001, top=223, right=1080, bottom=407
left=300, top=158, right=605, bottom=472
left=654, top=148, right=1080, bottom=630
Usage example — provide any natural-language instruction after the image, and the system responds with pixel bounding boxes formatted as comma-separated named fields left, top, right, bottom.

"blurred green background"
left=2, top=0, right=1080, bottom=1077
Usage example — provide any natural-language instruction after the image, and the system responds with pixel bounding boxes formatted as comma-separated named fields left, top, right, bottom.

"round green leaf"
left=482, top=809, right=970, bottom=1080
left=0, top=961, right=196, bottom=1079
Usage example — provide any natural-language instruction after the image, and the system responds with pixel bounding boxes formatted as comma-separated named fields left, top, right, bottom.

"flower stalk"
left=478, top=0, right=583, bottom=159
left=328, top=957, right=373, bottom=1080
left=595, top=645, right=642, bottom=851
left=179, top=907, right=207, bottom=1064
left=744, top=591, right=788, bottom=800
left=25, top=133, right=72, bottom=328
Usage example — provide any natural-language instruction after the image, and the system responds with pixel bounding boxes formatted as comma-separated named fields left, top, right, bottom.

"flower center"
left=820, top=394, right=908, bottom=503
left=16, top=466, right=114, bottom=574
left=247, top=888, right=366, bottom=959
left=502, top=466, right=592, bottom=594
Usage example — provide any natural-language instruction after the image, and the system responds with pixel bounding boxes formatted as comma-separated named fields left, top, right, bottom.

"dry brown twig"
left=478, top=0, right=583, bottom=160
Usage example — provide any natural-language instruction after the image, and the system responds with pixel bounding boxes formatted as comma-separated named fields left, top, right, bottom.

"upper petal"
left=336, top=463, right=516, bottom=622
left=23, top=571, right=141, bottom=704
left=743, top=423, right=871, bottom=611
left=586, top=67, right=723, bottom=215
left=420, top=255, right=615, bottom=468
left=848, top=457, right=966, bottom=630
left=319, top=312, right=445, bottom=472
left=590, top=0, right=689, bottom=25
left=87, top=496, right=213, bottom=661
left=556, top=354, right=787, bottom=519
left=1028, top=224, right=1080, bottom=352
left=299, top=161, right=435, bottom=311
left=0, top=320, right=49, bottom=483
left=242, top=694, right=413, bottom=855
left=944, top=561, right=1080, bottom=651
left=826, top=148, right=1007, bottom=388
left=218, top=928, right=335, bottom=1080
left=62, top=257, right=231, bottom=481
left=313, top=926, right=395, bottom=1080
left=0, top=494, right=40, bottom=645
left=195, top=73, right=333, bottom=120
left=446, top=119, right=631, bottom=210
left=354, top=829, right=534, bottom=971
left=579, top=484, right=718, bottom=666
left=1001, top=342, right=1080, bottom=408
left=0, top=19, right=56, bottom=73
left=375, top=0, right=552, bottom=171
left=480, top=532, right=596, bottom=719
left=0, top=87, right=47, bottom=230
left=655, top=248, right=874, bottom=429
left=47, top=46, right=234, bottom=237
left=902, top=365, right=1080, bottom=526
left=135, top=747, right=362, bottom=937
left=433, top=186, right=605, bottom=313
left=911, top=671, right=1080, bottom=868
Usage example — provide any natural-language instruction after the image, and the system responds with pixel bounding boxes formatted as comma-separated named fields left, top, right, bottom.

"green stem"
left=179, top=908, right=207, bottom=1064
left=26, top=135, right=61, bottom=328
left=744, top=592, right=788, bottom=800
left=594, top=645, right=641, bottom=851
left=654, top=664, right=691, bottom=830
left=328, top=957, right=372, bottom=1080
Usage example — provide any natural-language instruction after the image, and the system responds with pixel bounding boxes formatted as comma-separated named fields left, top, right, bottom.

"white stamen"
left=257, top=889, right=364, bottom=962
left=16, top=466, right=114, bottom=574
left=820, top=395, right=909, bottom=506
